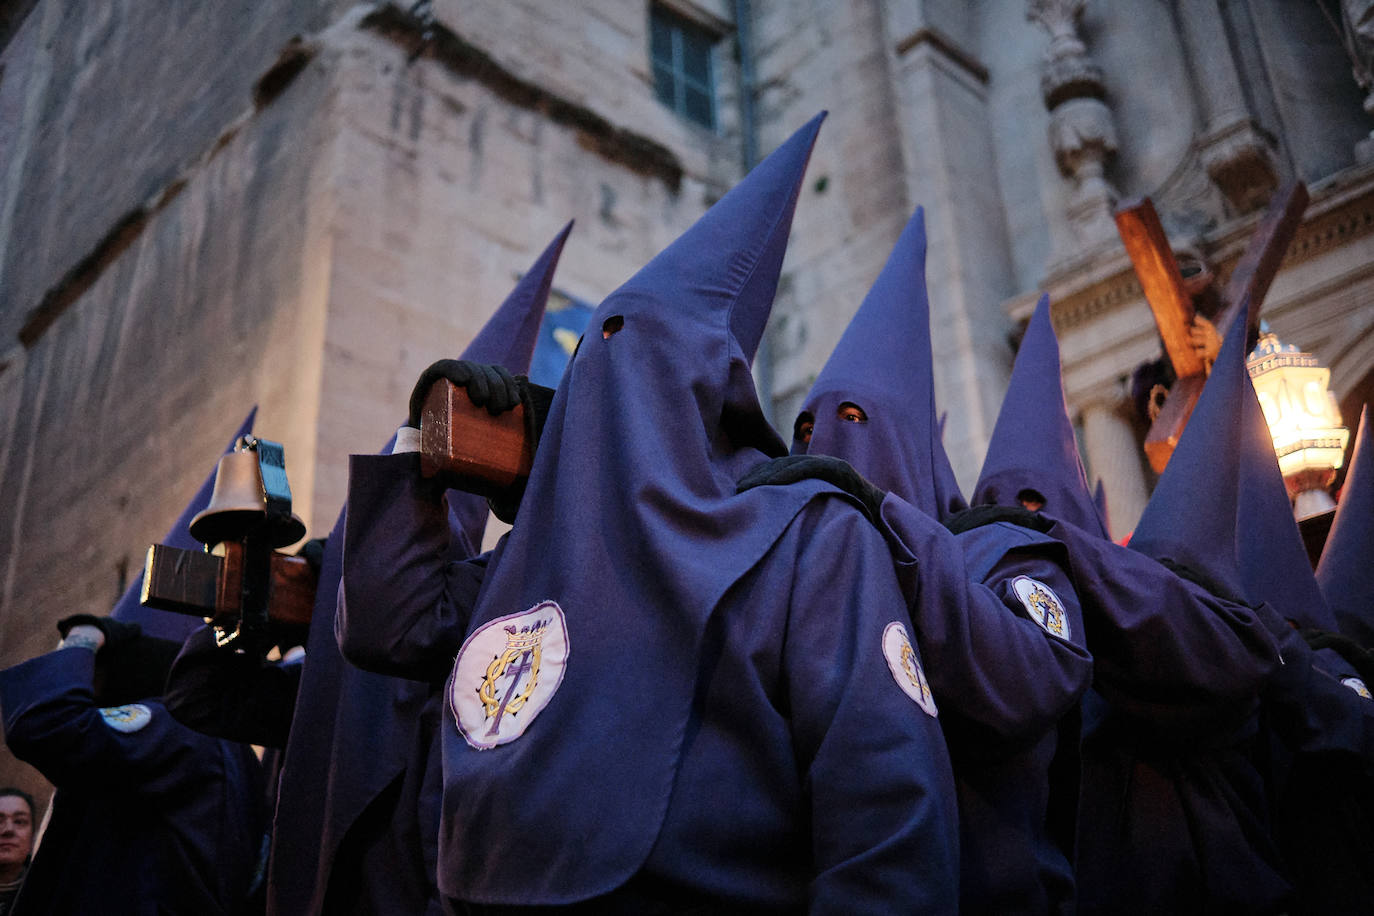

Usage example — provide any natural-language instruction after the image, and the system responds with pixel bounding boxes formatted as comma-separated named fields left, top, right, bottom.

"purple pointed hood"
left=798, top=207, right=967, bottom=520
left=974, top=294, right=1105, bottom=536
left=1235, top=352, right=1338, bottom=631
left=1318, top=407, right=1374, bottom=645
left=1129, top=307, right=1251, bottom=597
left=1128, top=305, right=1336, bottom=632
left=438, top=114, right=831, bottom=903
left=446, top=222, right=573, bottom=555
left=112, top=408, right=257, bottom=640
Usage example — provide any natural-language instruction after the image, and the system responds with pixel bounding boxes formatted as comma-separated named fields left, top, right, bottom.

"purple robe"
left=1067, top=313, right=1297, bottom=913
left=0, top=648, right=264, bottom=916
left=884, top=502, right=1091, bottom=915
left=795, top=206, right=1086, bottom=912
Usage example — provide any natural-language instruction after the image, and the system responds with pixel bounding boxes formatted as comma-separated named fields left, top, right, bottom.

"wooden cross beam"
left=141, top=541, right=318, bottom=628
left=1114, top=180, right=1309, bottom=472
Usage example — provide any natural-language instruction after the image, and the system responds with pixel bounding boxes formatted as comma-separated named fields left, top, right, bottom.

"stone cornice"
left=893, top=27, right=989, bottom=85
left=1012, top=161, right=1374, bottom=335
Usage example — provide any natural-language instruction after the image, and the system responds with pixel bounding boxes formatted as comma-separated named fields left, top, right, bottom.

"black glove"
left=408, top=360, right=523, bottom=427
left=56, top=614, right=142, bottom=650
left=295, top=537, right=328, bottom=574
left=1155, top=557, right=1249, bottom=607
left=943, top=503, right=1054, bottom=536
left=737, top=454, right=886, bottom=523
left=483, top=381, right=556, bottom=525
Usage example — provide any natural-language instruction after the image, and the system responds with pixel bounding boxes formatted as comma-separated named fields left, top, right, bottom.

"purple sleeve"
left=164, top=625, right=302, bottom=747
left=786, top=501, right=960, bottom=914
left=1, top=648, right=222, bottom=794
left=1253, top=602, right=1374, bottom=760
left=879, top=502, right=1093, bottom=745
left=336, top=453, right=488, bottom=681
left=1049, top=519, right=1281, bottom=732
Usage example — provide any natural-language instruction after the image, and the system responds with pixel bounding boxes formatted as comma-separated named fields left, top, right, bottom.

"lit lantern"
left=1246, top=327, right=1349, bottom=519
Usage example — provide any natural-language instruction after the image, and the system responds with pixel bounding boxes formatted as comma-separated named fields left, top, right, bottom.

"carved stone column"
left=1175, top=1, right=1279, bottom=213
left=1028, top=0, right=1119, bottom=248
left=1079, top=389, right=1150, bottom=539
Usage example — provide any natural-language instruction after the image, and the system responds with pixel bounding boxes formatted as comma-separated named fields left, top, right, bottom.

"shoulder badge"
left=1342, top=677, right=1372, bottom=699
left=451, top=600, right=570, bottom=750
left=1011, top=576, right=1071, bottom=640
left=882, top=622, right=938, bottom=717
left=99, top=703, right=153, bottom=733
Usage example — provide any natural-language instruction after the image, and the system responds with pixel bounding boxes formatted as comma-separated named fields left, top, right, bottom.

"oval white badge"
left=99, top=703, right=153, bottom=733
left=451, top=600, right=570, bottom=750
left=1342, top=677, right=1371, bottom=699
left=1012, top=576, right=1071, bottom=640
left=882, top=621, right=938, bottom=717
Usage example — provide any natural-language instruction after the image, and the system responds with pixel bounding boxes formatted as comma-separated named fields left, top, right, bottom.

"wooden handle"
left=142, top=543, right=318, bottom=627
left=419, top=378, right=533, bottom=496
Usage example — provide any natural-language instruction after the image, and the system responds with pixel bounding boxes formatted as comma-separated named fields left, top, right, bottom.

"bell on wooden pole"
left=189, top=436, right=305, bottom=548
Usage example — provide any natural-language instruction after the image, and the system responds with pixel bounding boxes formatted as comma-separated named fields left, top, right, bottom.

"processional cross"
left=1114, top=180, right=1309, bottom=472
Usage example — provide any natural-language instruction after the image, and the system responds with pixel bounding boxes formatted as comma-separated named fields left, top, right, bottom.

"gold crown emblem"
left=503, top=619, right=550, bottom=650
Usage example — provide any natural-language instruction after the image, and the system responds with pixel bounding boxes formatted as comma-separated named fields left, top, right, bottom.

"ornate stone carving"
left=1337, top=0, right=1374, bottom=162
left=1027, top=0, right=1087, bottom=61
left=1028, top=0, right=1120, bottom=247
left=1198, top=118, right=1279, bottom=213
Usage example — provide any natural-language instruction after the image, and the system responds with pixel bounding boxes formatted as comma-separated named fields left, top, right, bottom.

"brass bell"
left=190, top=447, right=306, bottom=549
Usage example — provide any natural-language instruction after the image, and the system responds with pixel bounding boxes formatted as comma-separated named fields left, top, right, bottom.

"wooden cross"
left=1114, top=180, right=1309, bottom=472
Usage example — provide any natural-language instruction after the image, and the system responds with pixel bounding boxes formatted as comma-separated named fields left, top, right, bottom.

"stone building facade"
left=2, top=0, right=1373, bottom=794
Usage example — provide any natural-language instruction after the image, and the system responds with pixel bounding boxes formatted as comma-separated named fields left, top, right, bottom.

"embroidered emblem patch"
left=1342, top=677, right=1372, bottom=699
left=882, top=621, right=938, bottom=717
left=99, top=704, right=152, bottom=733
left=1012, top=576, right=1071, bottom=640
left=451, top=600, right=570, bottom=750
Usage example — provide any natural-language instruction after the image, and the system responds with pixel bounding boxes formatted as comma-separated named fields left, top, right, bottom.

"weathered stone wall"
left=753, top=0, right=913, bottom=430
left=310, top=8, right=734, bottom=524
left=0, top=0, right=357, bottom=351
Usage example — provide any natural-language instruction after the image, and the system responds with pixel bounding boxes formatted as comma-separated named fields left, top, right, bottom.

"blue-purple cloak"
left=1066, top=309, right=1298, bottom=914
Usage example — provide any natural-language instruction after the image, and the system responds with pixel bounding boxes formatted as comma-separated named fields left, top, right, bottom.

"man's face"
left=0, top=795, right=33, bottom=868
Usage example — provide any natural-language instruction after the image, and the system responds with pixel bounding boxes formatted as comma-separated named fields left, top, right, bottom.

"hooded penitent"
left=797, top=206, right=966, bottom=520
left=1130, top=305, right=1338, bottom=633
left=1317, top=407, right=1374, bottom=647
left=0, top=410, right=266, bottom=916
left=795, top=208, right=1089, bottom=911
left=111, top=409, right=258, bottom=641
left=268, top=225, right=570, bottom=916
left=1076, top=309, right=1299, bottom=914
left=974, top=294, right=1107, bottom=537
left=437, top=114, right=860, bottom=903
